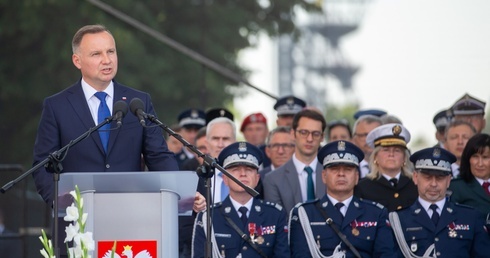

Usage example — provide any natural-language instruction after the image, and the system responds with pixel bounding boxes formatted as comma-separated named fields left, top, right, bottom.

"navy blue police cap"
left=205, top=108, right=234, bottom=125
left=317, top=140, right=364, bottom=168
left=274, top=95, right=306, bottom=116
left=410, top=147, right=456, bottom=176
left=218, top=142, right=263, bottom=169
left=353, top=109, right=387, bottom=120
left=432, top=109, right=452, bottom=130
left=178, top=108, right=206, bottom=129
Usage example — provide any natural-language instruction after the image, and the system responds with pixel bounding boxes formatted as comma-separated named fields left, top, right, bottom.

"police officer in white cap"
left=390, top=147, right=490, bottom=257
left=354, top=123, right=418, bottom=211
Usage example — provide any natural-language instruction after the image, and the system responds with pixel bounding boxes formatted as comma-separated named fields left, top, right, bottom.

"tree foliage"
left=0, top=0, right=320, bottom=167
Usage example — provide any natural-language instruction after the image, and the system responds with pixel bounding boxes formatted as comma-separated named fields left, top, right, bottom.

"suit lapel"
left=343, top=198, right=364, bottom=229
left=284, top=160, right=302, bottom=205
left=66, top=82, right=105, bottom=154
left=315, top=162, right=326, bottom=199
left=412, top=201, right=436, bottom=232
left=468, top=179, right=490, bottom=202
left=436, top=202, right=456, bottom=233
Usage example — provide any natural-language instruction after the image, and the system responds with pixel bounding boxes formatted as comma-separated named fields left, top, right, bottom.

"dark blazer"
left=192, top=197, right=290, bottom=258
left=354, top=175, right=418, bottom=212
left=448, top=178, right=490, bottom=214
left=289, top=195, right=397, bottom=258
left=263, top=159, right=325, bottom=213
left=32, top=80, right=178, bottom=204
left=393, top=200, right=490, bottom=257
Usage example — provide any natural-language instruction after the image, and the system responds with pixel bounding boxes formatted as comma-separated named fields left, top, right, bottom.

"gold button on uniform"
left=397, top=206, right=402, bottom=210
left=394, top=193, right=399, bottom=198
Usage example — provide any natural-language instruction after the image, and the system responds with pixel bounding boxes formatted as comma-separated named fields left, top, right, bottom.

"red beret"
left=240, top=113, right=267, bottom=132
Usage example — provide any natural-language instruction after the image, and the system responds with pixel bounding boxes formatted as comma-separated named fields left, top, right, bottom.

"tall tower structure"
left=278, top=0, right=368, bottom=111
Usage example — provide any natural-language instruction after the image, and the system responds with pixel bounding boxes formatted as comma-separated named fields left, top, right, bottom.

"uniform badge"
left=337, top=141, right=346, bottom=151
left=448, top=222, right=458, bottom=238
left=256, top=236, right=264, bottom=245
left=411, top=242, right=417, bottom=252
left=225, top=207, right=231, bottom=214
left=191, top=109, right=198, bottom=118
left=352, top=228, right=360, bottom=236
left=322, top=201, right=328, bottom=208
left=238, top=142, right=247, bottom=152
left=392, top=125, right=402, bottom=136
left=255, top=205, right=261, bottom=212
left=219, top=109, right=225, bottom=117
left=414, top=208, right=421, bottom=214
left=432, top=148, right=441, bottom=158
left=353, top=201, right=359, bottom=208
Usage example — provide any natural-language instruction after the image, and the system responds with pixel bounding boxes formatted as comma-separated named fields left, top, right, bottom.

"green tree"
left=0, top=0, right=320, bottom=167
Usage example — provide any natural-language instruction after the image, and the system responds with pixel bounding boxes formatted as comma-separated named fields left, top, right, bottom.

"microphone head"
left=129, top=98, right=145, bottom=116
left=113, top=100, right=128, bottom=117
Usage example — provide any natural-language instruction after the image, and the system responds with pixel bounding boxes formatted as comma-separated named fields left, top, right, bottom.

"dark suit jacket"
left=263, top=159, right=325, bottom=213
left=32, top=80, right=178, bottom=204
left=354, top=175, right=418, bottom=212
left=192, top=197, right=290, bottom=258
left=448, top=178, right=490, bottom=214
left=394, top=201, right=490, bottom=257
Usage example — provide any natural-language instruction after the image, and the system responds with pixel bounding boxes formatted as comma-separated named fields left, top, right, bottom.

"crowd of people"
left=27, top=24, right=490, bottom=257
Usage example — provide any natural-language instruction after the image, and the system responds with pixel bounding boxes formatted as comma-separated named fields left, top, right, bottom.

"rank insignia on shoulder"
left=224, top=207, right=231, bottom=213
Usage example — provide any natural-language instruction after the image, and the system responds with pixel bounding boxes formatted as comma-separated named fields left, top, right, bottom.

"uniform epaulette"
left=211, top=202, right=223, bottom=209
left=360, top=198, right=385, bottom=209
left=453, top=202, right=476, bottom=210
left=263, top=200, right=284, bottom=211
left=294, top=199, right=319, bottom=209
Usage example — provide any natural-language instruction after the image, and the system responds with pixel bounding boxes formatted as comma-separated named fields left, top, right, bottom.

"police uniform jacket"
left=289, top=195, right=397, bottom=258
left=393, top=200, right=490, bottom=257
left=448, top=178, right=490, bottom=214
left=192, top=197, right=289, bottom=258
left=354, top=175, right=418, bottom=211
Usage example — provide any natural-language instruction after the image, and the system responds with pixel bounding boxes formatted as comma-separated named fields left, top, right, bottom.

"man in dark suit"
left=192, top=142, right=289, bottom=258
left=289, top=140, right=396, bottom=257
left=263, top=109, right=326, bottom=213
left=390, top=147, right=490, bottom=257
left=32, top=24, right=179, bottom=205
left=258, top=126, right=295, bottom=177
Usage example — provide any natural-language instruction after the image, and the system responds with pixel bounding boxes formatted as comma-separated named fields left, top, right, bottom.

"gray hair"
left=265, top=126, right=292, bottom=145
left=206, top=117, right=236, bottom=140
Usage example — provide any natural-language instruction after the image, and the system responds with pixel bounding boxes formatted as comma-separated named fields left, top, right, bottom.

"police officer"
left=192, top=142, right=289, bottom=258
left=274, top=95, right=306, bottom=127
left=390, top=147, right=490, bottom=257
left=175, top=108, right=206, bottom=168
left=289, top=140, right=397, bottom=258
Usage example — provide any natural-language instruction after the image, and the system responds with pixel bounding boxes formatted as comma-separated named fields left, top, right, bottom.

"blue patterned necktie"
left=94, top=92, right=110, bottom=153
left=304, top=166, right=315, bottom=200
left=429, top=204, right=439, bottom=225
left=218, top=172, right=229, bottom=201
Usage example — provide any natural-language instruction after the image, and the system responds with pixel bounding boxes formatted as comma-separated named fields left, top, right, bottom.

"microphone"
left=112, top=100, right=128, bottom=127
left=129, top=98, right=147, bottom=126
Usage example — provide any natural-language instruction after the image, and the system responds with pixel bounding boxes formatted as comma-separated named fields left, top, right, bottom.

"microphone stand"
left=144, top=113, right=258, bottom=258
left=1, top=116, right=116, bottom=257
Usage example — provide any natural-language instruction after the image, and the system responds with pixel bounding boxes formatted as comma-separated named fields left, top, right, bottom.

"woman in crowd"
left=354, top=123, right=418, bottom=211
left=448, top=133, right=490, bottom=215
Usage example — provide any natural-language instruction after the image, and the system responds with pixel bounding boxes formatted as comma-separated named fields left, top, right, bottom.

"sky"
left=235, top=0, right=490, bottom=149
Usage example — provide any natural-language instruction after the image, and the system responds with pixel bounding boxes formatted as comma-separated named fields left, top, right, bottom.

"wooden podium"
left=58, top=171, right=197, bottom=258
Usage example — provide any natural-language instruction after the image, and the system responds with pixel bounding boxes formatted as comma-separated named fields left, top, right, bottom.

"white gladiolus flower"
left=70, top=190, right=77, bottom=199
left=40, top=249, right=49, bottom=258
left=81, top=213, right=88, bottom=225
left=80, top=232, right=95, bottom=251
left=65, top=222, right=80, bottom=243
left=64, top=203, right=79, bottom=222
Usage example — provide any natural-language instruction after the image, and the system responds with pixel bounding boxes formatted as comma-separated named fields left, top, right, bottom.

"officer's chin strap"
left=297, top=206, right=346, bottom=258
left=389, top=212, right=436, bottom=258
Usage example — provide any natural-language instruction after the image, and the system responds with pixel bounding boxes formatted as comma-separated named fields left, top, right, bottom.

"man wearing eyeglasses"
left=352, top=115, right=382, bottom=178
left=263, top=109, right=327, bottom=213
left=259, top=126, right=295, bottom=177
